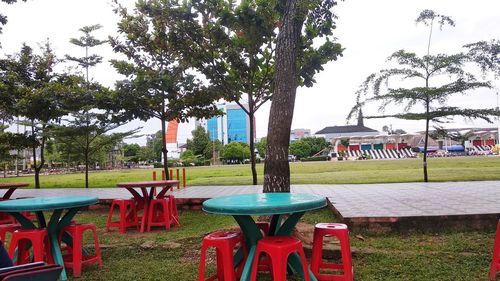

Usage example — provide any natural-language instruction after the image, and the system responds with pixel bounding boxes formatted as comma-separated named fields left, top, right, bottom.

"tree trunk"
left=161, top=117, right=170, bottom=180
left=248, top=94, right=257, bottom=185
left=263, top=0, right=303, bottom=193
left=423, top=117, right=430, bottom=182
left=84, top=151, right=89, bottom=189
left=31, top=125, right=40, bottom=189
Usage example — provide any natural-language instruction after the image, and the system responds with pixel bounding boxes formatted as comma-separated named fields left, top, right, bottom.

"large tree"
left=264, top=0, right=343, bottom=192
left=2, top=42, right=83, bottom=188
left=60, top=24, right=133, bottom=189
left=350, top=10, right=499, bottom=182
left=110, top=0, right=222, bottom=179
left=173, top=0, right=277, bottom=185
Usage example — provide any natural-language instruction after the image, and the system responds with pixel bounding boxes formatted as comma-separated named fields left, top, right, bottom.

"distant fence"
left=152, top=168, right=186, bottom=189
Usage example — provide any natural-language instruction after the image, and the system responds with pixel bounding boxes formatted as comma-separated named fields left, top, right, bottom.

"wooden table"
left=117, top=180, right=180, bottom=233
left=203, top=193, right=327, bottom=281
left=0, top=196, right=98, bottom=281
left=0, top=183, right=29, bottom=200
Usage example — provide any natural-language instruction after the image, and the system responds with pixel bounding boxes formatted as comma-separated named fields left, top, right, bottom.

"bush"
left=301, top=156, right=329, bottom=162
left=152, top=160, right=180, bottom=168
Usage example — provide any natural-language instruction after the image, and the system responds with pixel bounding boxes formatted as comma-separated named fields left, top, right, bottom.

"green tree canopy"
left=221, top=142, right=251, bottom=163
left=186, top=126, right=211, bottom=159
left=1, top=42, right=84, bottom=188
left=110, top=0, right=222, bottom=179
left=349, top=10, right=500, bottom=182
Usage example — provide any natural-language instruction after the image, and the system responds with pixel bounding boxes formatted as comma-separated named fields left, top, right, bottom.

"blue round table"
left=0, top=196, right=98, bottom=281
left=203, top=193, right=326, bottom=281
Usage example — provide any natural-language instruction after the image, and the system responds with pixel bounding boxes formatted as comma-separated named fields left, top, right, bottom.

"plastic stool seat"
left=198, top=231, right=246, bottom=281
left=60, top=223, right=103, bottom=277
left=311, top=223, right=353, bottom=281
left=250, top=236, right=310, bottom=281
left=8, top=228, right=52, bottom=265
left=106, top=199, right=139, bottom=234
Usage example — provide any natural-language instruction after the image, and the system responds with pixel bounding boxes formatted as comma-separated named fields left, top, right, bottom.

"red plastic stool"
left=106, top=199, right=139, bottom=233
left=0, top=223, right=21, bottom=242
left=310, top=223, right=353, bottom=281
left=489, top=220, right=500, bottom=280
left=198, top=231, right=246, bottom=281
left=250, top=236, right=310, bottom=281
left=60, top=223, right=103, bottom=277
left=147, top=198, right=171, bottom=231
left=8, top=228, right=52, bottom=265
left=166, top=195, right=180, bottom=227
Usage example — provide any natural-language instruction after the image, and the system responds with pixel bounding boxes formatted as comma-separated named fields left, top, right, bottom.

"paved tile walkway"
left=4, top=181, right=500, bottom=219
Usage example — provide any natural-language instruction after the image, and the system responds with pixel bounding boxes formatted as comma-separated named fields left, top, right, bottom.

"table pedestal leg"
left=47, top=208, right=80, bottom=281
left=47, top=209, right=67, bottom=281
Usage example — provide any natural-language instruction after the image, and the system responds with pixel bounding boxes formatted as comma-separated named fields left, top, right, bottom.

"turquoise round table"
left=0, top=196, right=98, bottom=281
left=203, top=193, right=327, bottom=281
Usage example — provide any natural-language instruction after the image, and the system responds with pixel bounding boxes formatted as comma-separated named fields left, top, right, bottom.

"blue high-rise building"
left=203, top=103, right=254, bottom=144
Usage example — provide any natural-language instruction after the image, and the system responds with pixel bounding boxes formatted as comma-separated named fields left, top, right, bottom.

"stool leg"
left=310, top=229, right=324, bottom=276
left=215, top=248, right=225, bottom=281
left=220, top=243, right=236, bottom=281
left=271, top=252, right=288, bottom=281
left=198, top=244, right=208, bottom=281
left=339, top=231, right=353, bottom=281
left=92, top=227, right=103, bottom=268
left=72, top=228, right=83, bottom=277
left=490, top=221, right=500, bottom=280
left=297, top=248, right=312, bottom=281
left=106, top=203, right=115, bottom=232
left=164, top=201, right=171, bottom=231
left=120, top=203, right=127, bottom=234
left=30, top=235, right=44, bottom=263
left=250, top=248, right=264, bottom=281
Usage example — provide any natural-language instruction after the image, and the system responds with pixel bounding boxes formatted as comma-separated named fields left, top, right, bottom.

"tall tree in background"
left=110, top=0, right=222, bottom=179
left=2, top=42, right=82, bottom=188
left=349, top=10, right=500, bottom=182
left=62, top=24, right=128, bottom=189
left=175, top=0, right=277, bottom=185
left=264, top=0, right=343, bottom=192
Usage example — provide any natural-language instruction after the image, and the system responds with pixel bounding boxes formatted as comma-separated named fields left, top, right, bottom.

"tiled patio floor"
left=6, top=181, right=500, bottom=220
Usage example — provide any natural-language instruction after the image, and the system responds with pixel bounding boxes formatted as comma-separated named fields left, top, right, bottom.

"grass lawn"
left=17, top=207, right=491, bottom=281
left=1, top=156, right=500, bottom=188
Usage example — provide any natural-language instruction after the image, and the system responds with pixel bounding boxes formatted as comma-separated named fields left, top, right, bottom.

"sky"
left=1, top=0, right=499, bottom=145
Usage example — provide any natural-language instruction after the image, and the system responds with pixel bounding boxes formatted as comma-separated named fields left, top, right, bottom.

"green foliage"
left=465, top=39, right=500, bottom=77
left=349, top=10, right=500, bottom=182
left=255, top=137, right=267, bottom=158
left=145, top=131, right=163, bottom=162
left=186, top=126, right=211, bottom=159
left=1, top=41, right=85, bottom=187
left=301, top=156, right=329, bottom=162
left=220, top=142, right=251, bottom=163
left=289, top=137, right=329, bottom=159
left=65, top=24, right=107, bottom=76
left=123, top=143, right=141, bottom=162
